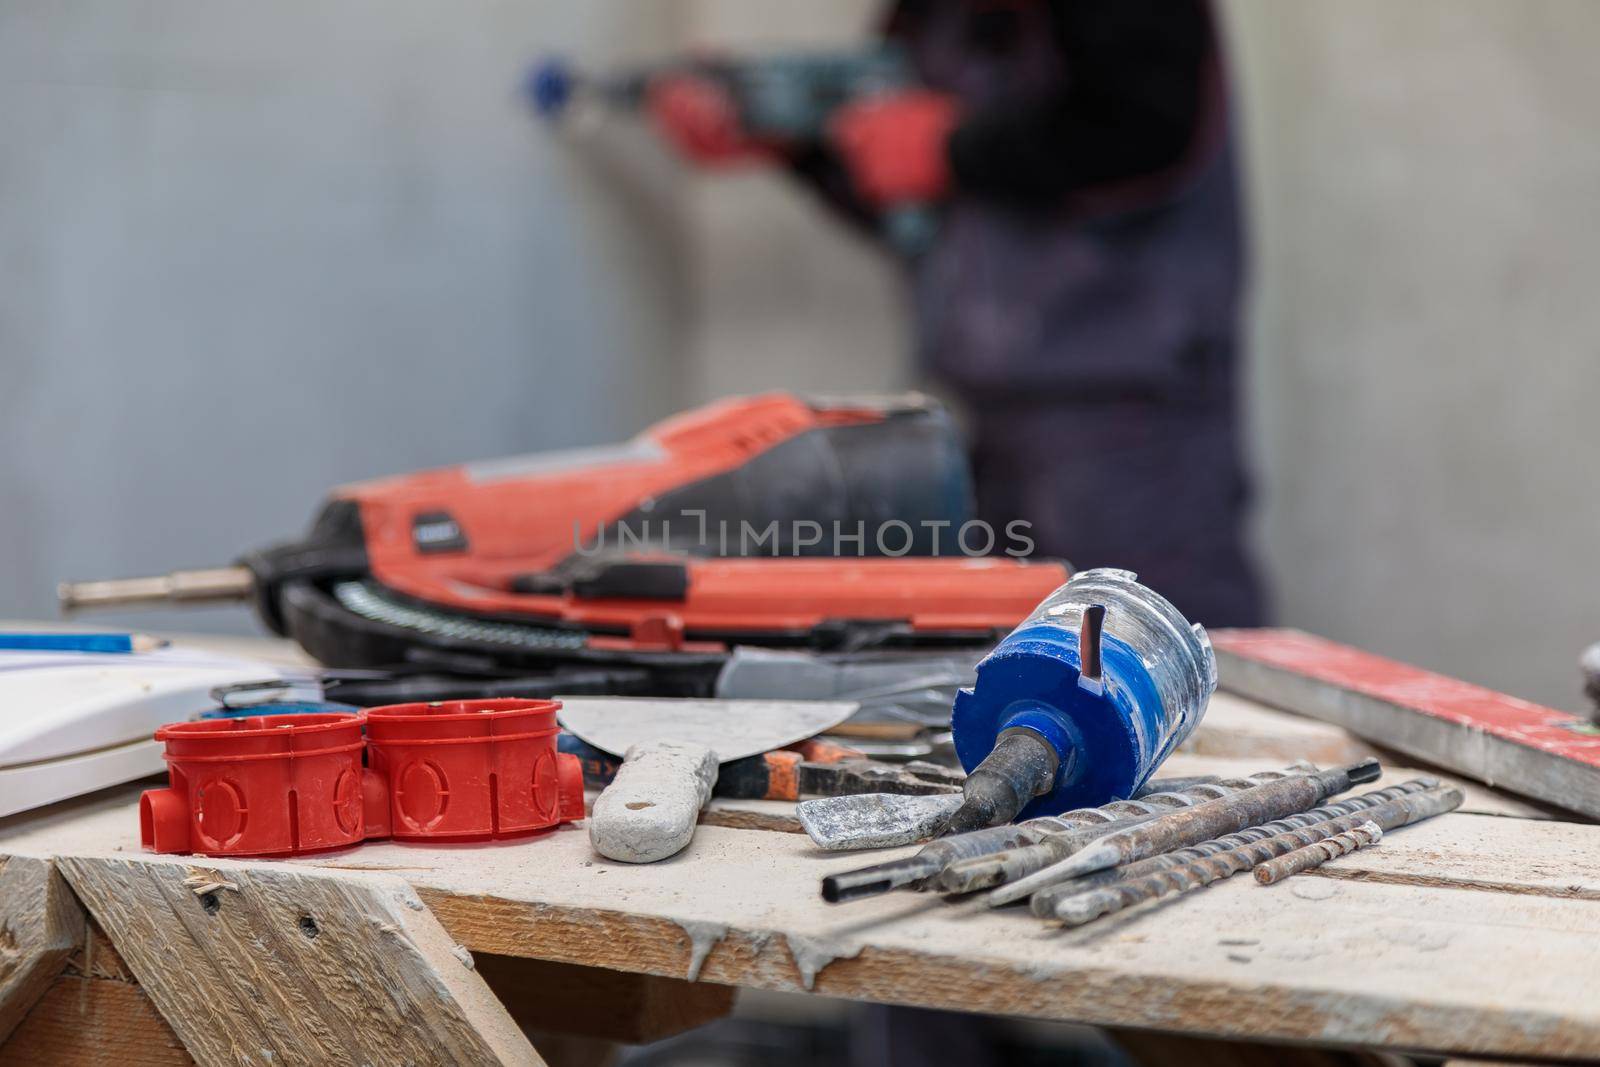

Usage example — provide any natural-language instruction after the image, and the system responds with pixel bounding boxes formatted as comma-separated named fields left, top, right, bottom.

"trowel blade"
left=557, top=697, right=858, bottom=763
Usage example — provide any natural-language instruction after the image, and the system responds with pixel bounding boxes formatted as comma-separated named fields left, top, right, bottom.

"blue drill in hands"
left=526, top=48, right=940, bottom=255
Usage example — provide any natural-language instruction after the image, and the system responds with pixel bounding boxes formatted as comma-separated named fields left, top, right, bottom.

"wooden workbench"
left=1, top=641, right=1595, bottom=1065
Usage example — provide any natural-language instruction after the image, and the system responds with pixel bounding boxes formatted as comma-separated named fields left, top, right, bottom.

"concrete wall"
left=675, top=1, right=1600, bottom=712
left=0, top=0, right=692, bottom=632
left=682, top=0, right=909, bottom=401
left=1225, top=0, right=1600, bottom=710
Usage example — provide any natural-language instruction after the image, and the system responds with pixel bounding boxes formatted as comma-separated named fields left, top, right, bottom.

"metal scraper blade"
left=797, top=792, right=964, bottom=850
left=556, top=697, right=858, bottom=763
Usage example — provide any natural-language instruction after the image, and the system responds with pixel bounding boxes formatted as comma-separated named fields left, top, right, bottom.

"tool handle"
left=715, top=740, right=869, bottom=802
left=563, top=736, right=871, bottom=803
left=589, top=741, right=718, bottom=864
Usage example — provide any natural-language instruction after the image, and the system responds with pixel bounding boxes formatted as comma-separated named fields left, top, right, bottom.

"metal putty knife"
left=558, top=697, right=857, bottom=863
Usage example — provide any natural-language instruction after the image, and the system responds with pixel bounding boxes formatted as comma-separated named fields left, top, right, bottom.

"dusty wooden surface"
left=0, top=853, right=86, bottom=1044
left=1, top=630, right=1596, bottom=1061
left=3, top=920, right=193, bottom=1065
left=1182, top=692, right=1377, bottom=765
left=5, top=771, right=1600, bottom=1060
left=57, top=856, right=542, bottom=1066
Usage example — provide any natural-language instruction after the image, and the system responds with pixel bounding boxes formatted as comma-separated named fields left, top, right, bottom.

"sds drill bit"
left=818, top=765, right=1307, bottom=903
left=960, top=777, right=1440, bottom=902
left=984, top=758, right=1383, bottom=905
left=1044, top=784, right=1461, bottom=926
left=1254, top=821, right=1385, bottom=885
left=1024, top=778, right=1437, bottom=915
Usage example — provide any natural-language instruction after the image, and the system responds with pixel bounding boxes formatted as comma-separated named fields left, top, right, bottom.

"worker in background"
left=646, top=0, right=1265, bottom=627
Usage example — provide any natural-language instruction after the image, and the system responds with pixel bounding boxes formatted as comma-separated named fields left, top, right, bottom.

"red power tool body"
left=69, top=394, right=1066, bottom=700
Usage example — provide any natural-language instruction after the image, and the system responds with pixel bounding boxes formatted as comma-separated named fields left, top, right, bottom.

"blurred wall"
left=1225, top=0, right=1600, bottom=710
left=682, top=0, right=909, bottom=401
left=0, top=1, right=693, bottom=632
left=673, top=1, right=1600, bottom=711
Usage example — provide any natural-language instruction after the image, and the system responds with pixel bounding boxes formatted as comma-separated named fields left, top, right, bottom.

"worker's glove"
left=645, top=73, right=768, bottom=166
left=828, top=90, right=961, bottom=207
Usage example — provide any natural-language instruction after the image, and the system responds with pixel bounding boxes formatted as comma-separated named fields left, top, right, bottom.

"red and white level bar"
left=1212, top=629, right=1600, bottom=820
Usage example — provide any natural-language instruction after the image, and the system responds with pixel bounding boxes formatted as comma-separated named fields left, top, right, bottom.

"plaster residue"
left=784, top=933, right=863, bottom=991
left=1289, top=879, right=1340, bottom=901
left=1379, top=923, right=1452, bottom=952
left=677, top=919, right=728, bottom=981
left=393, top=887, right=428, bottom=911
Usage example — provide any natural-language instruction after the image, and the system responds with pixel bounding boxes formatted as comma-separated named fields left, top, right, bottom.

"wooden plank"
left=393, top=816, right=1600, bottom=1059
left=1155, top=752, right=1559, bottom=821
left=474, top=954, right=735, bottom=1043
left=1213, top=628, right=1600, bottom=819
left=3, top=972, right=193, bottom=1066
left=1179, top=692, right=1377, bottom=765
left=10, top=627, right=1587, bottom=1059
left=4, top=774, right=1597, bottom=1056
left=2, top=809, right=1597, bottom=1057
left=702, top=797, right=804, bottom=834
left=1, top=920, right=191, bottom=1065
left=56, top=856, right=543, bottom=1067
left=0, top=854, right=86, bottom=1044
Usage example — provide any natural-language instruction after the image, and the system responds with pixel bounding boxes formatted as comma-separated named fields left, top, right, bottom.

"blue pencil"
left=0, top=633, right=166, bottom=654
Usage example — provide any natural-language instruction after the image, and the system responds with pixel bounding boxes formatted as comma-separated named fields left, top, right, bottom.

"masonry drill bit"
left=817, top=765, right=1309, bottom=903
left=58, top=567, right=254, bottom=611
left=1045, top=785, right=1461, bottom=926
left=934, top=769, right=1320, bottom=896
left=972, top=771, right=1440, bottom=908
left=822, top=815, right=1127, bottom=903
left=1025, top=778, right=1436, bottom=915
left=1051, top=819, right=1352, bottom=927
left=1254, top=821, right=1384, bottom=885
left=983, top=758, right=1382, bottom=904
left=1026, top=780, right=1429, bottom=914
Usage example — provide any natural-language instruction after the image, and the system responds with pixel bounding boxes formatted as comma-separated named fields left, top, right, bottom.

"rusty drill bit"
left=984, top=758, right=1382, bottom=906
left=935, top=766, right=1326, bottom=897
left=1045, top=784, right=1461, bottom=926
left=940, top=777, right=1382, bottom=902
left=1018, top=778, right=1434, bottom=912
left=818, top=764, right=1311, bottom=903
left=1254, top=821, right=1383, bottom=885
left=1024, top=778, right=1435, bottom=915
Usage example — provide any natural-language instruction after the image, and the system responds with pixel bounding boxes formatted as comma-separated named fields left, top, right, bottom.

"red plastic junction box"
left=363, top=697, right=584, bottom=841
left=141, top=712, right=388, bottom=857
